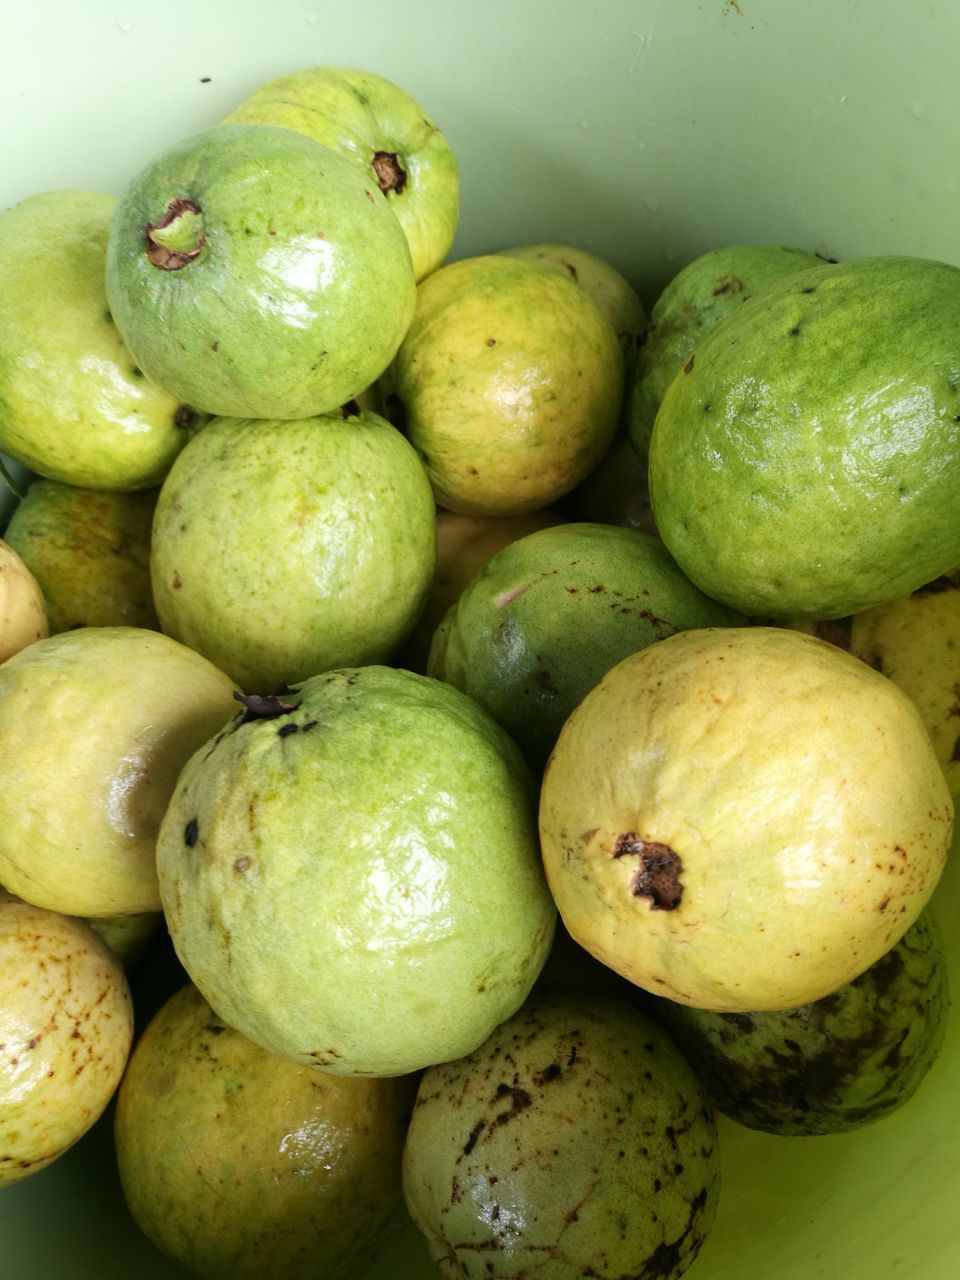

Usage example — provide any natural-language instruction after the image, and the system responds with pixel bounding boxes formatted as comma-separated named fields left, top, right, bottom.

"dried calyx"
left=145, top=196, right=206, bottom=270
left=371, top=150, right=407, bottom=195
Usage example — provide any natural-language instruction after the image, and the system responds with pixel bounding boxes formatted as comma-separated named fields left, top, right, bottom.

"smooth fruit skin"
left=0, top=627, right=238, bottom=917
left=105, top=124, right=416, bottom=420
left=4, top=480, right=158, bottom=633
left=654, top=910, right=948, bottom=1136
left=539, top=626, right=953, bottom=1012
left=157, top=666, right=556, bottom=1078
left=0, top=895, right=133, bottom=1186
left=402, top=986, right=720, bottom=1280
left=0, top=190, right=196, bottom=490
left=0, top=538, right=48, bottom=661
left=150, top=409, right=436, bottom=692
left=428, top=522, right=743, bottom=770
left=224, top=66, right=459, bottom=282
left=627, top=243, right=821, bottom=458
left=386, top=255, right=624, bottom=516
left=115, top=983, right=414, bottom=1279
left=649, top=255, right=960, bottom=619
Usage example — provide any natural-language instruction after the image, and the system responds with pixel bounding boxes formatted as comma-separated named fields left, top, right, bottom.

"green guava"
left=539, top=626, right=953, bottom=1012
left=649, top=255, right=960, bottom=619
left=156, top=665, right=555, bottom=1078
left=0, top=190, right=199, bottom=490
left=654, top=910, right=948, bottom=1136
left=105, top=124, right=416, bottom=420
left=0, top=895, right=133, bottom=1186
left=150, top=407, right=436, bottom=692
left=4, top=480, right=158, bottom=633
left=0, top=626, right=238, bottom=917
left=0, top=538, right=47, bottom=662
left=224, top=65, right=459, bottom=282
left=384, top=255, right=624, bottom=515
left=428, top=522, right=743, bottom=769
left=402, top=985, right=720, bottom=1279
left=115, top=982, right=414, bottom=1279
left=628, top=243, right=821, bottom=458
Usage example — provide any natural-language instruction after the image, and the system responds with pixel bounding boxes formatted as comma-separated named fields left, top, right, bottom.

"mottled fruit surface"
left=157, top=666, right=555, bottom=1077
left=539, top=626, right=953, bottom=1011
left=402, top=985, right=720, bottom=1279
left=105, top=124, right=416, bottom=419
left=649, top=255, right=960, bottom=618
left=386, top=255, right=623, bottom=515
left=656, top=911, right=948, bottom=1135
left=0, top=627, right=238, bottom=916
left=150, top=408, right=435, bottom=691
left=429, top=522, right=742, bottom=769
left=115, top=983, right=414, bottom=1279
left=0, top=895, right=133, bottom=1186
left=4, top=480, right=158, bottom=633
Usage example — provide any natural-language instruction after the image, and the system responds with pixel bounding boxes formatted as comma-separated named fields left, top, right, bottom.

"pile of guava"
left=1, top=57, right=957, bottom=1280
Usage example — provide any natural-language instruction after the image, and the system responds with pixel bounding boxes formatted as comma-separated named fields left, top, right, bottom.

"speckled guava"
left=0, top=538, right=47, bottom=662
left=224, top=65, right=459, bottom=282
left=628, top=243, right=821, bottom=458
left=4, top=480, right=158, bottom=633
left=150, top=407, right=436, bottom=692
left=0, top=190, right=200, bottom=490
left=402, top=985, right=720, bottom=1280
left=115, top=982, right=415, bottom=1279
left=0, top=626, right=238, bottom=917
left=105, top=124, right=416, bottom=420
left=0, top=895, right=133, bottom=1186
left=428, top=522, right=743, bottom=769
left=649, top=255, right=960, bottom=619
left=654, top=910, right=948, bottom=1136
left=384, top=255, right=624, bottom=515
left=539, top=626, right=953, bottom=1012
left=156, top=665, right=555, bottom=1078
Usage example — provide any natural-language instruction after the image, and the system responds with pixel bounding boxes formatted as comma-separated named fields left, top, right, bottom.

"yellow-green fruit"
left=0, top=190, right=198, bottom=490
left=86, top=911, right=162, bottom=968
left=539, top=627, right=953, bottom=1012
left=848, top=572, right=960, bottom=797
left=0, top=538, right=48, bottom=661
left=0, top=627, right=238, bottom=917
left=3, top=480, right=158, bottom=633
left=650, top=255, right=960, bottom=619
left=386, top=255, right=624, bottom=516
left=0, top=895, right=133, bottom=1186
left=115, top=983, right=414, bottom=1279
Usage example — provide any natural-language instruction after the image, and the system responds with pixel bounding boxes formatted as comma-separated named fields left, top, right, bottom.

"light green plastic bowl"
left=2, top=3, right=959, bottom=1277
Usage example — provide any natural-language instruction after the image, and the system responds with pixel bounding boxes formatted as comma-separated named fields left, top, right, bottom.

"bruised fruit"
left=157, top=666, right=555, bottom=1078
left=115, top=983, right=414, bottom=1278
left=654, top=911, right=948, bottom=1136
left=402, top=985, right=720, bottom=1279
left=539, top=626, right=953, bottom=1012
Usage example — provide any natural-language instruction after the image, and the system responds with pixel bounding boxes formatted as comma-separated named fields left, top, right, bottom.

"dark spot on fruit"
left=205, top=1023, right=225, bottom=1035
left=683, top=354, right=695, bottom=373
left=612, top=834, right=684, bottom=909
left=788, top=325, right=801, bottom=336
left=486, top=337, right=496, bottom=346
left=534, top=1062, right=562, bottom=1085
left=183, top=818, right=198, bottom=847
left=277, top=722, right=299, bottom=738
left=463, top=1120, right=485, bottom=1155
left=234, top=856, right=251, bottom=873
left=209, top=340, right=219, bottom=353
left=371, top=150, right=407, bottom=194
left=801, top=284, right=818, bottom=293
left=233, top=688, right=297, bottom=723
left=200, top=76, right=211, bottom=83
left=712, top=274, right=745, bottom=296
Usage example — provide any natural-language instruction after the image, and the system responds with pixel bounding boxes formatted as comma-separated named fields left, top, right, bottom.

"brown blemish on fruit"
left=612, top=833, right=683, bottom=910
left=183, top=818, right=199, bottom=847
left=171, top=572, right=182, bottom=590
left=145, top=197, right=205, bottom=270
left=371, top=150, right=407, bottom=194
left=233, top=689, right=296, bottom=723
left=234, top=856, right=251, bottom=873
left=682, top=354, right=695, bottom=373
left=712, top=274, right=745, bottom=296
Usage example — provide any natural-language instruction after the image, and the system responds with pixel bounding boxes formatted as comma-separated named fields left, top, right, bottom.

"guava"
left=428, top=522, right=743, bottom=769
left=156, top=665, right=555, bottom=1078
left=397, top=507, right=565, bottom=672
left=655, top=910, right=948, bottom=1136
left=402, top=985, right=720, bottom=1280
left=115, top=982, right=414, bottom=1278
left=539, top=626, right=953, bottom=1011
left=150, top=407, right=436, bottom=692
left=0, top=190, right=199, bottom=490
left=105, top=124, right=416, bottom=420
left=4, top=480, right=158, bottom=633
left=0, top=626, right=238, bottom=917
left=628, top=243, right=821, bottom=458
left=384, top=255, right=624, bottom=515
left=85, top=911, right=162, bottom=968
left=0, top=895, right=133, bottom=1186
left=649, top=255, right=960, bottom=619
left=224, top=65, right=459, bottom=282
left=497, top=241, right=647, bottom=362
left=0, top=538, right=47, bottom=662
